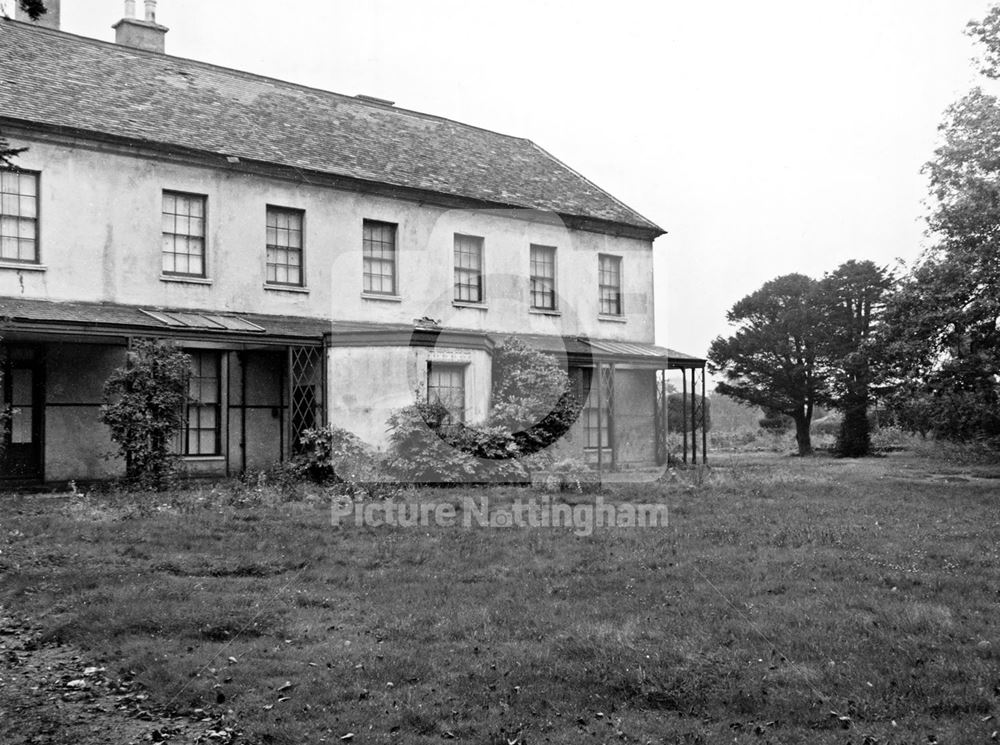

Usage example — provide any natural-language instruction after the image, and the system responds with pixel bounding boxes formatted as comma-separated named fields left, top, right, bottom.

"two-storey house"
left=0, top=1, right=706, bottom=484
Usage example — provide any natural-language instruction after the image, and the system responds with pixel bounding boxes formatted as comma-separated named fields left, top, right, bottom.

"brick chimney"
left=15, top=0, right=61, bottom=29
left=112, top=0, right=168, bottom=53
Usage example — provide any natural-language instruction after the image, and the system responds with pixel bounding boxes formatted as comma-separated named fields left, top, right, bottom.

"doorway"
left=1, top=345, right=44, bottom=481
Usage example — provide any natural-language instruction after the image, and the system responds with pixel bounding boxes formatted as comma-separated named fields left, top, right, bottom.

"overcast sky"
left=16, top=0, right=995, bottom=358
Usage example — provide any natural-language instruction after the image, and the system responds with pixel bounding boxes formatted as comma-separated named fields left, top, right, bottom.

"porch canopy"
left=511, top=333, right=709, bottom=465
left=0, top=297, right=330, bottom=346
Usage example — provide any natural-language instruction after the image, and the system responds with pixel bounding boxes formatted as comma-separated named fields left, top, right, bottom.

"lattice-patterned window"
left=530, top=244, right=556, bottom=310
left=363, top=219, right=397, bottom=294
left=266, top=206, right=304, bottom=286
left=162, top=191, right=206, bottom=276
left=599, top=254, right=623, bottom=316
left=184, top=351, right=221, bottom=456
left=454, top=234, right=484, bottom=303
left=427, top=362, right=465, bottom=424
left=581, top=366, right=613, bottom=450
left=290, top=346, right=325, bottom=452
left=1, top=169, right=39, bottom=264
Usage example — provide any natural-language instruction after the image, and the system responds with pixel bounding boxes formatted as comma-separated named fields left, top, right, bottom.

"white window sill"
left=180, top=455, right=225, bottom=462
left=362, top=292, right=402, bottom=302
left=529, top=308, right=561, bottom=317
left=598, top=314, right=627, bottom=323
left=264, top=284, right=309, bottom=294
left=161, top=274, right=213, bottom=285
left=0, top=261, right=46, bottom=272
left=452, top=301, right=488, bottom=310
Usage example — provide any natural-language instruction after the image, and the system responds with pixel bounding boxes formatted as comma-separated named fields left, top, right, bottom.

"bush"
left=667, top=393, right=711, bottom=433
left=386, top=339, right=584, bottom=484
left=100, top=339, right=190, bottom=489
left=538, top=457, right=599, bottom=493
left=294, top=425, right=401, bottom=499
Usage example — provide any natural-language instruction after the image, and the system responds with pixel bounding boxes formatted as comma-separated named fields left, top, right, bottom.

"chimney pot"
left=113, top=0, right=168, bottom=54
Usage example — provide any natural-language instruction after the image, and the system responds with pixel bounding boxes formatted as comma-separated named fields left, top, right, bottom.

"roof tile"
left=0, top=20, right=662, bottom=233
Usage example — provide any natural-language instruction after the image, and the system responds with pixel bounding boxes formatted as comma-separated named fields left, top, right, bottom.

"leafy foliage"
left=387, top=339, right=581, bottom=483
left=488, top=337, right=581, bottom=455
left=665, top=392, right=712, bottom=434
left=819, top=260, right=893, bottom=457
left=709, top=274, right=826, bottom=455
left=878, top=6, right=1000, bottom=446
left=0, top=129, right=28, bottom=169
left=292, top=425, right=401, bottom=499
left=99, top=339, right=190, bottom=488
left=17, top=0, right=46, bottom=20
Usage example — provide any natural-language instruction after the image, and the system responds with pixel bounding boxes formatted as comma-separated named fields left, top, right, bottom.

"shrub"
left=386, top=339, right=584, bottom=484
left=667, top=393, right=712, bottom=433
left=294, top=425, right=401, bottom=499
left=386, top=402, right=478, bottom=483
left=538, top=457, right=599, bottom=493
left=293, top=426, right=369, bottom=482
left=99, top=339, right=190, bottom=489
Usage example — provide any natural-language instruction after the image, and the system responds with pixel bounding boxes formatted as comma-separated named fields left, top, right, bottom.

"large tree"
left=818, top=260, right=893, bottom=456
left=709, top=274, right=827, bottom=455
left=879, top=5, right=1000, bottom=444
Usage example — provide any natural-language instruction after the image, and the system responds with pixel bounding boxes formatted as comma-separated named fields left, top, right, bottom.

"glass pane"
left=200, top=406, right=216, bottom=429
left=11, top=368, right=32, bottom=406
left=20, top=196, right=36, bottom=219
left=11, top=406, right=32, bottom=444
left=199, top=430, right=216, bottom=455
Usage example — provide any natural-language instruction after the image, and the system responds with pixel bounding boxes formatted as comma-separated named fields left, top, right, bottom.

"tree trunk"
left=793, top=414, right=813, bottom=456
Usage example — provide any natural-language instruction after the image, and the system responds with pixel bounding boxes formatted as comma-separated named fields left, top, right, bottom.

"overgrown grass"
left=1, top=451, right=999, bottom=743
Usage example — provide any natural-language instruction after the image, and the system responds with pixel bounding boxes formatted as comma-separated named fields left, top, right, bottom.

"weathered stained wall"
left=1, top=135, right=655, bottom=343
left=327, top=344, right=492, bottom=450
left=612, top=368, right=657, bottom=467
left=44, top=341, right=125, bottom=481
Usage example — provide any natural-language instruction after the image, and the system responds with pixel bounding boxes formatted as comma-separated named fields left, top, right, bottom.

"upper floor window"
left=266, top=206, right=304, bottom=286
left=162, top=191, right=206, bottom=277
left=363, top=219, right=397, bottom=295
left=530, top=244, right=557, bottom=310
left=427, top=362, right=466, bottom=424
left=184, top=350, right=221, bottom=456
left=454, top=234, right=484, bottom=303
left=599, top=254, right=623, bottom=316
left=1, top=169, right=39, bottom=264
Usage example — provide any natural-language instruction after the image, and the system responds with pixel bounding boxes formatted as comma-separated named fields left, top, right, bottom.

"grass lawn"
left=1, top=451, right=999, bottom=744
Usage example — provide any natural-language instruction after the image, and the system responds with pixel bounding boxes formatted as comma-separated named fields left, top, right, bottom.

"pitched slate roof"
left=0, top=19, right=663, bottom=235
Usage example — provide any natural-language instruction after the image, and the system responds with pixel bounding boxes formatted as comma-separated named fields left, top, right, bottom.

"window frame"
left=265, top=204, right=306, bottom=287
left=426, top=362, right=467, bottom=424
left=161, top=190, right=207, bottom=278
left=183, top=350, right=222, bottom=457
left=0, top=168, right=40, bottom=265
left=453, top=233, right=485, bottom=304
left=598, top=253, right=624, bottom=316
left=362, top=219, right=398, bottom=296
left=529, top=244, right=557, bottom=311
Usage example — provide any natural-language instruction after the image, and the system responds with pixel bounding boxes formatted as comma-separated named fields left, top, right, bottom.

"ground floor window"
left=427, top=362, right=466, bottom=424
left=575, top=366, right=613, bottom=457
left=184, top=350, right=221, bottom=455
